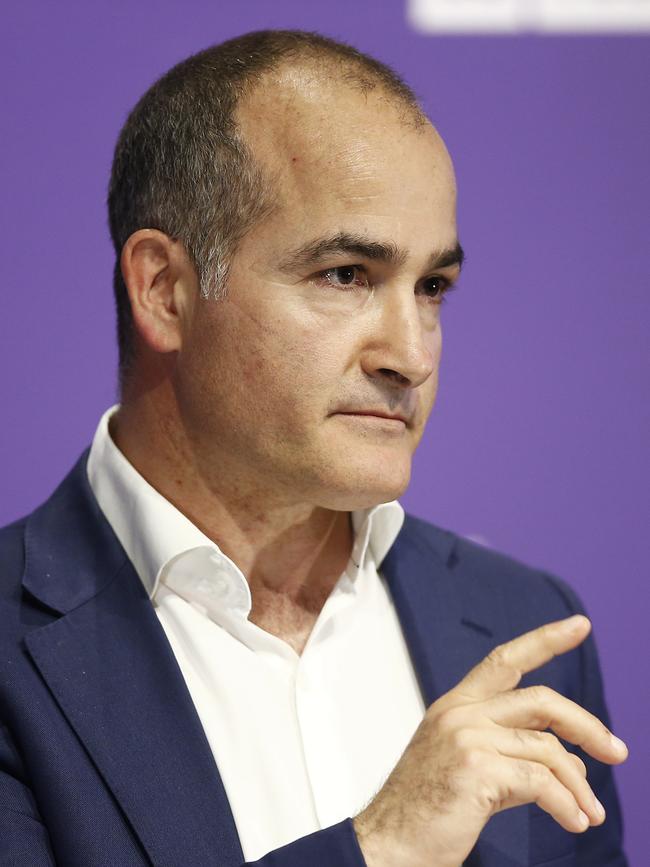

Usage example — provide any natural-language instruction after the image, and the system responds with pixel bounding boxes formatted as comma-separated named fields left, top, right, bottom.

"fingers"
left=493, top=728, right=604, bottom=826
left=451, top=615, right=591, bottom=702
left=482, top=686, right=629, bottom=765
left=499, top=757, right=593, bottom=834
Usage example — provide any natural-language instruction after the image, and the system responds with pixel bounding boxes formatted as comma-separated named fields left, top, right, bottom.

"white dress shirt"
left=87, top=406, right=426, bottom=862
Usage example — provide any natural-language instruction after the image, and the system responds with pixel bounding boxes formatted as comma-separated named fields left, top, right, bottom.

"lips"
left=336, top=410, right=410, bottom=425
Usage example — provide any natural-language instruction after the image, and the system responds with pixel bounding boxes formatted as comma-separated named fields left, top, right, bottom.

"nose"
left=360, top=289, right=439, bottom=389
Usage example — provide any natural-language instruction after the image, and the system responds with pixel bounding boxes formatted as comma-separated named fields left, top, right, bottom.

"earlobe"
left=120, top=229, right=194, bottom=356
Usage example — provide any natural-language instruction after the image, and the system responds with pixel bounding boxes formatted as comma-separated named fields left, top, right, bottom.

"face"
left=174, top=70, right=460, bottom=511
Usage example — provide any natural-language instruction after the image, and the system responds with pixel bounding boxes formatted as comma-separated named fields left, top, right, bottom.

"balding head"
left=108, top=30, right=428, bottom=385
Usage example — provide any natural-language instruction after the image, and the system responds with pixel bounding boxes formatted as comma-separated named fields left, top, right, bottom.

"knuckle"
left=537, top=730, right=556, bottom=748
left=460, top=746, right=485, bottom=771
left=539, top=730, right=562, bottom=755
left=435, top=706, right=465, bottom=735
left=512, top=728, right=529, bottom=749
left=539, top=622, right=557, bottom=643
left=543, top=734, right=577, bottom=773
left=486, top=644, right=509, bottom=668
left=515, top=760, right=533, bottom=785
left=521, top=728, right=546, bottom=745
left=522, top=761, right=553, bottom=790
left=527, top=684, right=554, bottom=706
left=426, top=693, right=456, bottom=724
left=449, top=725, right=473, bottom=751
left=569, top=752, right=588, bottom=777
left=535, top=765, right=555, bottom=792
left=530, top=730, right=560, bottom=757
left=425, top=697, right=452, bottom=728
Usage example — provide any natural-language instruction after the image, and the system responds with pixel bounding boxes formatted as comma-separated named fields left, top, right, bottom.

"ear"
left=120, top=229, right=198, bottom=355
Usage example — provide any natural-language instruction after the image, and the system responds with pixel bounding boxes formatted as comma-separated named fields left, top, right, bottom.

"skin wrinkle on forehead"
left=294, top=130, right=435, bottom=185
left=236, top=68, right=439, bottom=210
left=240, top=149, right=454, bottom=270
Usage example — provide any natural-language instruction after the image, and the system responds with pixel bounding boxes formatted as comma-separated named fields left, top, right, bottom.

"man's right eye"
left=320, top=265, right=368, bottom=288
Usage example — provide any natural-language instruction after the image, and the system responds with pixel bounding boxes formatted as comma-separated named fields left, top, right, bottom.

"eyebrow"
left=278, top=232, right=465, bottom=273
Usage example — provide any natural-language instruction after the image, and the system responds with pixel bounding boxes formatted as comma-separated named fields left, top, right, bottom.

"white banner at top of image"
left=408, top=0, right=650, bottom=32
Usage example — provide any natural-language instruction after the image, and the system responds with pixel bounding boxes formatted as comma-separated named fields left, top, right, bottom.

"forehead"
left=235, top=66, right=457, bottom=257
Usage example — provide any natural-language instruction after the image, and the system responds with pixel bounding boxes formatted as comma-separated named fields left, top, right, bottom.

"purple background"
left=1, top=1, right=647, bottom=862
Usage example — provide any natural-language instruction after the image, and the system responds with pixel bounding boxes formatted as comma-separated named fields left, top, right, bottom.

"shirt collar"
left=87, top=405, right=221, bottom=598
left=87, top=405, right=404, bottom=616
left=350, top=502, right=404, bottom=574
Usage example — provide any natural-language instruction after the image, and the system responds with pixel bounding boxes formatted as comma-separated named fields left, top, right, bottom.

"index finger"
left=452, top=615, right=591, bottom=703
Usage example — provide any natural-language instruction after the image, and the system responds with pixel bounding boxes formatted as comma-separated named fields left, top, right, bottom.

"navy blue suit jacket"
left=0, top=452, right=627, bottom=866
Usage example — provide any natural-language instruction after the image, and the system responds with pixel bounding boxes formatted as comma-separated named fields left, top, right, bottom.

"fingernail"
left=610, top=734, right=628, bottom=756
left=593, top=797, right=606, bottom=820
left=577, top=810, right=590, bottom=830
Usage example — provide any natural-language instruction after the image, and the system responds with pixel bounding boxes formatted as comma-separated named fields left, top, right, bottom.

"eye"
left=419, top=275, right=453, bottom=302
left=320, top=265, right=368, bottom=289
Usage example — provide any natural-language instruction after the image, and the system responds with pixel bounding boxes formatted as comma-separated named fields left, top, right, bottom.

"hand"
left=352, top=615, right=628, bottom=867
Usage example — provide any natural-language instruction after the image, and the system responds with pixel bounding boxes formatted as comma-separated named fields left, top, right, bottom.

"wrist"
left=353, top=812, right=389, bottom=867
left=353, top=811, right=414, bottom=867
left=352, top=810, right=461, bottom=867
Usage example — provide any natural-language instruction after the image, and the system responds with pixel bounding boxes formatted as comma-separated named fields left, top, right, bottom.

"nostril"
left=378, top=368, right=411, bottom=386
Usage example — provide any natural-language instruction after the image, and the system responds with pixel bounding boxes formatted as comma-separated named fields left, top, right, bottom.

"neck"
left=112, top=383, right=354, bottom=614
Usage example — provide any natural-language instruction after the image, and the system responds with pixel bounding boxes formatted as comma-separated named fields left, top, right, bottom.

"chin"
left=315, top=459, right=412, bottom=511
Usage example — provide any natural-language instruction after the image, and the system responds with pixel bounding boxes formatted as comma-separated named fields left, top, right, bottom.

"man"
left=0, top=30, right=628, bottom=866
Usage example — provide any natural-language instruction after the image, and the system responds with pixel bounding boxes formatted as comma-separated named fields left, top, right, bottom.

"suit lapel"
left=382, top=517, right=529, bottom=867
left=22, top=454, right=244, bottom=867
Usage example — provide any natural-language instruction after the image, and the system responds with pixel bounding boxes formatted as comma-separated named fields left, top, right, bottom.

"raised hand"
left=353, top=615, right=628, bottom=867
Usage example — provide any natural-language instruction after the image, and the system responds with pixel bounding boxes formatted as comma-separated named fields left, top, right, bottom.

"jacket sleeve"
left=243, top=817, right=366, bottom=866
left=544, top=573, right=629, bottom=867
left=2, top=707, right=366, bottom=867
left=0, top=723, right=56, bottom=866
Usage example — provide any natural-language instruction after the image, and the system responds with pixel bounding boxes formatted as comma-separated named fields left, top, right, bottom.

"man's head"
left=108, top=30, right=428, bottom=381
left=109, top=30, right=462, bottom=511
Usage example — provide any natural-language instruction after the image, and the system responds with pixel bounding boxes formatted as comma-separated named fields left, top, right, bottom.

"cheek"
left=229, top=308, right=345, bottom=414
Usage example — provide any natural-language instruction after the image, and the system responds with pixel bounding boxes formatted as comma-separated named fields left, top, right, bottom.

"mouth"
left=335, top=410, right=409, bottom=428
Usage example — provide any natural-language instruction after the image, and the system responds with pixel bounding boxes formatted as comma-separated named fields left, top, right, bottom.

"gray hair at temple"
left=107, top=29, right=426, bottom=383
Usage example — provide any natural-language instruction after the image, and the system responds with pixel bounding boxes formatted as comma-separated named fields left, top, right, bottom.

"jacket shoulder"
left=0, top=450, right=92, bottom=635
left=402, top=512, right=586, bottom=626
